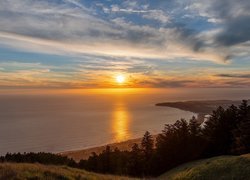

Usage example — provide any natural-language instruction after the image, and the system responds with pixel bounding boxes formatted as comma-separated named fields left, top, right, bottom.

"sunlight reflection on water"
left=112, top=102, right=131, bottom=142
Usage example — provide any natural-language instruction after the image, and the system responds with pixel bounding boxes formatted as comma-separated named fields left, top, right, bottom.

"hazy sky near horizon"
left=0, top=0, right=250, bottom=88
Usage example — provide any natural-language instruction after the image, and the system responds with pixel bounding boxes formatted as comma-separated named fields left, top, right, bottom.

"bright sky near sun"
left=0, top=0, right=249, bottom=88
left=116, top=75, right=125, bottom=84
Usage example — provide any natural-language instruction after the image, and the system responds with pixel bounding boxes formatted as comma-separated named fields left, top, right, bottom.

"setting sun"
left=116, top=75, right=125, bottom=84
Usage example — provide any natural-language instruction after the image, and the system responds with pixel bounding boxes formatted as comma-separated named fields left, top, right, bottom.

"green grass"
left=0, top=163, right=137, bottom=180
left=158, top=154, right=250, bottom=180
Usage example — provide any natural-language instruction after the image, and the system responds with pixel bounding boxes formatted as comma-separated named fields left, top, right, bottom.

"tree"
left=141, top=131, right=154, bottom=175
left=155, top=119, right=191, bottom=175
left=128, top=143, right=142, bottom=176
left=239, top=100, right=248, bottom=120
left=233, top=100, right=250, bottom=154
left=202, top=104, right=240, bottom=156
left=102, top=146, right=111, bottom=172
left=84, top=152, right=99, bottom=172
left=188, top=116, right=205, bottom=159
left=141, top=131, right=154, bottom=160
left=189, top=116, right=201, bottom=137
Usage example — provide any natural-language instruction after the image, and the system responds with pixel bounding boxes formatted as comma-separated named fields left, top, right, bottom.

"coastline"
left=156, top=100, right=243, bottom=123
left=58, top=138, right=143, bottom=162
left=155, top=100, right=242, bottom=114
left=59, top=100, right=245, bottom=161
left=59, top=135, right=158, bottom=162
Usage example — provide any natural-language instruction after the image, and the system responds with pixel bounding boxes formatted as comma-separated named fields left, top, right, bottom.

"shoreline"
left=156, top=100, right=243, bottom=123
left=58, top=137, right=143, bottom=162
left=155, top=100, right=242, bottom=113
left=59, top=135, right=158, bottom=162
left=59, top=100, right=245, bottom=161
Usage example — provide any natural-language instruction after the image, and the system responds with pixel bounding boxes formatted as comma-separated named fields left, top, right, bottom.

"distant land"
left=156, top=100, right=247, bottom=123
left=155, top=100, right=245, bottom=114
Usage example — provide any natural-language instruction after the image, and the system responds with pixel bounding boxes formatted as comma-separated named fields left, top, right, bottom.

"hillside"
left=1, top=155, right=250, bottom=180
left=159, top=154, right=250, bottom=180
left=0, top=163, right=137, bottom=180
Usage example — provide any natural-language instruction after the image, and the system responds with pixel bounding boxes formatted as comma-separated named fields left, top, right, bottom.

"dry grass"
left=0, top=163, right=138, bottom=180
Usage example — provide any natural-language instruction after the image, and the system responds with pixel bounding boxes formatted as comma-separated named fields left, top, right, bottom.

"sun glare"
left=116, top=75, right=125, bottom=84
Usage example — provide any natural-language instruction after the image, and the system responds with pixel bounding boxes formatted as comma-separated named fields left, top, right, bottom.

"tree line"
left=1, top=100, right=250, bottom=178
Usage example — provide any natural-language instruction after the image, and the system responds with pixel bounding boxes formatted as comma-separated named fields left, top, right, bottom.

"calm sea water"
left=0, top=88, right=249, bottom=155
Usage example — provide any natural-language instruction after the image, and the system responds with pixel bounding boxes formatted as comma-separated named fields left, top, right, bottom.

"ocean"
left=0, top=88, right=249, bottom=155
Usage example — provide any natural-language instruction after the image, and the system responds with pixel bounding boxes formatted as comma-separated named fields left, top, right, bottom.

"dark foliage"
left=1, top=100, right=250, bottom=178
left=0, top=152, right=77, bottom=167
left=154, top=118, right=206, bottom=175
left=232, top=100, right=250, bottom=154
left=202, top=105, right=239, bottom=156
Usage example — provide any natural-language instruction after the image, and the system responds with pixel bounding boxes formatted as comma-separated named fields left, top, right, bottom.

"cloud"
left=0, top=0, right=249, bottom=89
left=108, top=3, right=170, bottom=24
left=216, top=73, right=250, bottom=78
left=210, top=0, right=250, bottom=46
left=63, top=0, right=87, bottom=10
left=142, top=10, right=170, bottom=23
left=0, top=26, right=227, bottom=64
left=216, top=16, right=250, bottom=46
left=139, top=78, right=195, bottom=88
left=0, top=0, right=236, bottom=63
left=0, top=61, right=96, bottom=88
left=110, top=4, right=148, bottom=13
left=188, top=0, right=250, bottom=47
left=1, top=60, right=250, bottom=89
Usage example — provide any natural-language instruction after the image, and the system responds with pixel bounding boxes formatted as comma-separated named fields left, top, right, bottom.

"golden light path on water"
left=112, top=102, right=131, bottom=142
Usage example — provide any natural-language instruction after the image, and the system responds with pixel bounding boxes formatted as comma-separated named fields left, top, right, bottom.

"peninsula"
left=156, top=100, right=244, bottom=123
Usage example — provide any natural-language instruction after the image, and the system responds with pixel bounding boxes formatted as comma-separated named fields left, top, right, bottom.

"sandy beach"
left=59, top=138, right=143, bottom=162
left=59, top=135, right=158, bottom=162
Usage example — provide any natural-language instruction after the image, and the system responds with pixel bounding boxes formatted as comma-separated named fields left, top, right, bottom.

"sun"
left=116, top=75, right=125, bottom=84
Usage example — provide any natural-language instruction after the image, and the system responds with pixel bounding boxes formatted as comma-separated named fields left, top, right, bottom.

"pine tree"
left=202, top=106, right=230, bottom=155
left=102, top=146, right=111, bottom=172
left=234, top=100, right=250, bottom=154
left=239, top=100, right=248, bottom=120
left=189, top=116, right=201, bottom=136
left=141, top=131, right=154, bottom=159
left=141, top=131, right=154, bottom=175
left=128, top=143, right=142, bottom=176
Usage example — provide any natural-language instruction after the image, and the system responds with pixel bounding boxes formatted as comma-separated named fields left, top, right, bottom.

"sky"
left=0, top=0, right=249, bottom=89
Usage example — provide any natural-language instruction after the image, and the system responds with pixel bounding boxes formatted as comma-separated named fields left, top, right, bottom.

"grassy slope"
left=2, top=154, right=250, bottom=180
left=159, top=154, right=250, bottom=180
left=0, top=163, right=137, bottom=180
